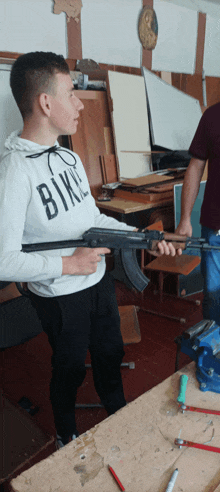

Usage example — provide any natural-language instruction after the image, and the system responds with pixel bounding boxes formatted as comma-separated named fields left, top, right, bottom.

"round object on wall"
left=76, top=59, right=100, bottom=73
left=138, top=6, right=158, bottom=50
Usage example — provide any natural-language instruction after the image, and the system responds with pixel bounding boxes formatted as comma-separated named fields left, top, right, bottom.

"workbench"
left=97, top=197, right=174, bottom=233
left=10, top=362, right=220, bottom=492
left=96, top=197, right=173, bottom=215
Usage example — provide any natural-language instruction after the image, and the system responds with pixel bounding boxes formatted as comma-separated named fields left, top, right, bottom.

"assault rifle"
left=21, top=227, right=220, bottom=292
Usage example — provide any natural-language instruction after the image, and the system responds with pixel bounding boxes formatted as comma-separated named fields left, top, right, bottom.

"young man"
left=0, top=51, right=178, bottom=447
left=176, top=102, right=220, bottom=324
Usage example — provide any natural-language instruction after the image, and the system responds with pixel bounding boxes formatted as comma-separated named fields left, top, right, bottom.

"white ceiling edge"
left=159, top=0, right=220, bottom=17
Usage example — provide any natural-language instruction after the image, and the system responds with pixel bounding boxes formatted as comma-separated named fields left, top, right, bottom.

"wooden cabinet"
left=68, top=90, right=117, bottom=198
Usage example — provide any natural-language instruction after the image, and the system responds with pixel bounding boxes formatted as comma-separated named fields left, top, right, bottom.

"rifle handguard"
left=149, top=232, right=188, bottom=251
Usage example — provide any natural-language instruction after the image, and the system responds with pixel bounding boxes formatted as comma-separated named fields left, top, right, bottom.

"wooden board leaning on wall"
left=68, top=90, right=116, bottom=199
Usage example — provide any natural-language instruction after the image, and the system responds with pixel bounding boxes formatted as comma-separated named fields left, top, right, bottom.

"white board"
left=152, top=1, right=198, bottom=74
left=0, top=0, right=67, bottom=57
left=108, top=71, right=151, bottom=179
left=203, top=15, right=220, bottom=77
left=81, top=0, right=142, bottom=68
left=117, top=153, right=152, bottom=180
left=0, top=65, right=23, bottom=157
left=160, top=0, right=220, bottom=18
left=142, top=67, right=202, bottom=151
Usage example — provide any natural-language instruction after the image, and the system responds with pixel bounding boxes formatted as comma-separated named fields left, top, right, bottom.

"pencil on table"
left=108, top=465, right=125, bottom=491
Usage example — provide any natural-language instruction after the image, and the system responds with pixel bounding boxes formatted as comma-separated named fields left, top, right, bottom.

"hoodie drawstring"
left=26, top=145, right=77, bottom=175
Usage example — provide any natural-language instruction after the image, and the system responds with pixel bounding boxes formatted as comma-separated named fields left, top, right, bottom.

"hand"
left=62, top=247, right=111, bottom=276
left=175, top=219, right=193, bottom=238
left=137, top=226, right=182, bottom=257
left=149, top=240, right=182, bottom=258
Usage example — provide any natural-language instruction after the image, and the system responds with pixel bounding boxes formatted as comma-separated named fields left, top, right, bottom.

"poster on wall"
left=0, top=65, right=23, bottom=156
left=81, top=0, right=142, bottom=68
left=0, top=0, right=67, bottom=56
left=152, top=0, right=198, bottom=74
left=203, top=15, right=220, bottom=77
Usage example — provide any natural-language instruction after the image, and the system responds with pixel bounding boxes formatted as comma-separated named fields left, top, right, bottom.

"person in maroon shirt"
left=176, top=102, right=220, bottom=323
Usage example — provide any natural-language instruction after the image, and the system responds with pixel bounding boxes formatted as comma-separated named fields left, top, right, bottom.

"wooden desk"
left=97, top=197, right=174, bottom=231
left=97, top=196, right=174, bottom=231
left=97, top=197, right=173, bottom=215
left=11, top=362, right=220, bottom=492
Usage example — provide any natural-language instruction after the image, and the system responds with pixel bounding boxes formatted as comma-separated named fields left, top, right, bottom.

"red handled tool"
left=179, top=403, right=220, bottom=416
left=177, top=375, right=220, bottom=416
left=175, top=438, right=220, bottom=454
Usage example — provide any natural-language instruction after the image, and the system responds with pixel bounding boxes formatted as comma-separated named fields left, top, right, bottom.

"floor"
left=0, top=280, right=203, bottom=490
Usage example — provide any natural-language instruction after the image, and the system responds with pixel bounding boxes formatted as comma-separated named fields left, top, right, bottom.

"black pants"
left=29, top=272, right=126, bottom=438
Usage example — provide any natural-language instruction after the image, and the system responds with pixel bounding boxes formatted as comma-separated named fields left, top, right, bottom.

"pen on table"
left=165, top=468, right=179, bottom=492
left=108, top=465, right=125, bottom=491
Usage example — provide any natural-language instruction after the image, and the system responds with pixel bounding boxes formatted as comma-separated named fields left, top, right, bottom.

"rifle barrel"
left=187, top=243, right=220, bottom=250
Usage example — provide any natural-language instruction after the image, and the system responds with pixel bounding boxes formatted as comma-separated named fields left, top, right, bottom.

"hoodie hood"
left=3, top=130, right=58, bottom=155
left=2, top=130, right=75, bottom=176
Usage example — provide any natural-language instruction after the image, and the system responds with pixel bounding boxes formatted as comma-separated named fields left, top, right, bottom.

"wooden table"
left=97, top=196, right=172, bottom=215
left=97, top=196, right=174, bottom=231
left=11, top=362, right=220, bottom=492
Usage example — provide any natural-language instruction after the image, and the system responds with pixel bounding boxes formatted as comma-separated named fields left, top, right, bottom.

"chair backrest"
left=0, top=282, right=21, bottom=304
left=0, top=281, right=11, bottom=290
left=0, top=283, right=42, bottom=349
left=146, top=220, right=163, bottom=232
left=119, top=305, right=141, bottom=344
left=141, top=220, right=164, bottom=270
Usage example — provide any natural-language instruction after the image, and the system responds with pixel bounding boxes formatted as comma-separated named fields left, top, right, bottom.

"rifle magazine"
left=120, top=249, right=150, bottom=292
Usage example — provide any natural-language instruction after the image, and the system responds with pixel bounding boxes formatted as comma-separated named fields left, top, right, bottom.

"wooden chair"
left=119, top=305, right=141, bottom=342
left=0, top=283, right=55, bottom=486
left=0, top=283, right=42, bottom=350
left=141, top=221, right=201, bottom=323
left=0, top=392, right=55, bottom=487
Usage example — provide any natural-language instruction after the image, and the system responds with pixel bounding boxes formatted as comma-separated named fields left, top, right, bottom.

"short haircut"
left=10, top=51, right=70, bottom=119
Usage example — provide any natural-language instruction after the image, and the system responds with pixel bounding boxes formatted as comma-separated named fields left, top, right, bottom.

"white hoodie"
left=0, top=131, right=135, bottom=297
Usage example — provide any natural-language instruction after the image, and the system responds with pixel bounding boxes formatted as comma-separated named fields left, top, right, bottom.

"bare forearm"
left=180, top=158, right=206, bottom=223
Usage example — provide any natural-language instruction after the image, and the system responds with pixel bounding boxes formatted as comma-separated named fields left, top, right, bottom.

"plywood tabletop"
left=11, top=362, right=220, bottom=492
left=97, top=197, right=172, bottom=214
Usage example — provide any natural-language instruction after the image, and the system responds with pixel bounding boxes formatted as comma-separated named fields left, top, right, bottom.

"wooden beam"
left=195, top=12, right=206, bottom=74
left=0, top=52, right=22, bottom=65
left=66, top=14, right=82, bottom=60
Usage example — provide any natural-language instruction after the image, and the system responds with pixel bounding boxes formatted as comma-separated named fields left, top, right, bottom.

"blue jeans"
left=201, top=226, right=220, bottom=324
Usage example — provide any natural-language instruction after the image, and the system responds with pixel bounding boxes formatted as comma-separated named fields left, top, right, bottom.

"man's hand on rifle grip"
left=62, top=247, right=111, bottom=276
